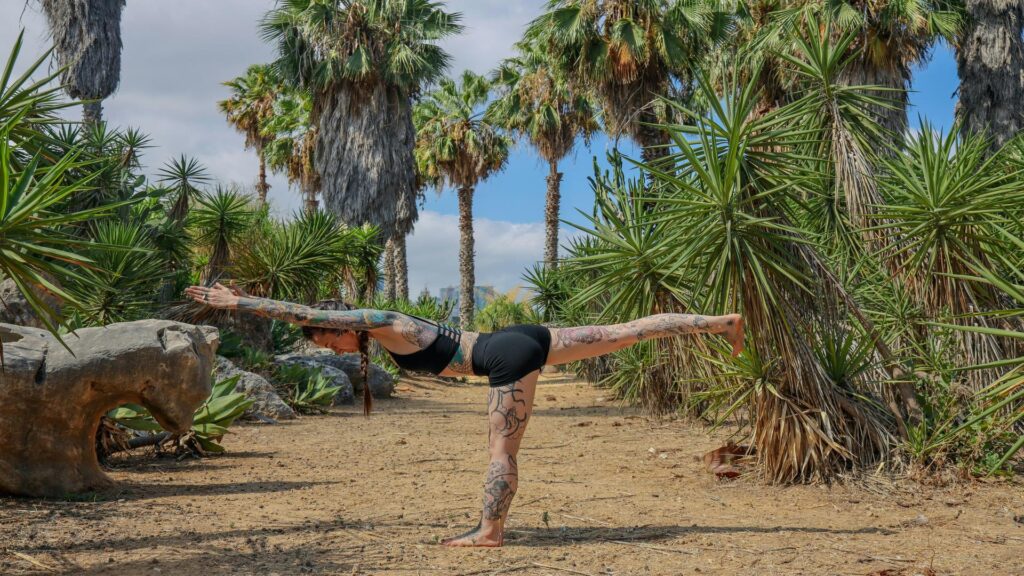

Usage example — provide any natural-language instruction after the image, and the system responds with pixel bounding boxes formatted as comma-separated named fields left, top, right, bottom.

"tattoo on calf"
left=482, top=454, right=518, bottom=521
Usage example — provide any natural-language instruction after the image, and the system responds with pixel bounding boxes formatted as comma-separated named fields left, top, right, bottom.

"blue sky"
left=0, top=1, right=960, bottom=294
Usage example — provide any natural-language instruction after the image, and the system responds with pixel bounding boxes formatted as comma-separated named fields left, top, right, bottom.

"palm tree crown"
left=260, top=0, right=463, bottom=242
left=528, top=0, right=726, bottom=157
left=219, top=64, right=282, bottom=204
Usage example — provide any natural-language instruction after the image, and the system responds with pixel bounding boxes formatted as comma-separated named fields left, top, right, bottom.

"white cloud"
left=1, top=1, right=564, bottom=289
left=407, top=210, right=576, bottom=297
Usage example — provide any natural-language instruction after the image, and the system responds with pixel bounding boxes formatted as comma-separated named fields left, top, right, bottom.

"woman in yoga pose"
left=185, top=283, right=744, bottom=547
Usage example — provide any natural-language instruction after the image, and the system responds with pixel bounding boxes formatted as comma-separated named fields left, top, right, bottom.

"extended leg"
left=546, top=313, right=744, bottom=366
left=442, top=370, right=540, bottom=547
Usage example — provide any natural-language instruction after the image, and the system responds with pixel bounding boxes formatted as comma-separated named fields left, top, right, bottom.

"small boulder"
left=214, top=356, right=296, bottom=421
left=276, top=351, right=395, bottom=398
left=0, top=277, right=62, bottom=328
left=274, top=355, right=355, bottom=405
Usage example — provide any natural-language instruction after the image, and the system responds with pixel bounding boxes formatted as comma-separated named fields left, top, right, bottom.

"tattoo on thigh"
left=556, top=326, right=616, bottom=347
left=482, top=454, right=518, bottom=521
left=489, top=384, right=529, bottom=439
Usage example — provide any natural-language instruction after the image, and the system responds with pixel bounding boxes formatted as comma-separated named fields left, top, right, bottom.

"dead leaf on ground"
left=702, top=442, right=754, bottom=479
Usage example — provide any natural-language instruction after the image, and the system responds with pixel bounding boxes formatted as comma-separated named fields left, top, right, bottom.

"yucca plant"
left=64, top=220, right=167, bottom=326
left=190, top=186, right=257, bottom=282
left=233, top=210, right=351, bottom=302
left=158, top=155, right=210, bottom=224
left=875, top=124, right=1024, bottom=390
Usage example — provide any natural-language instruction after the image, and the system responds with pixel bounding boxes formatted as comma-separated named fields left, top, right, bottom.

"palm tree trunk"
left=457, top=186, right=475, bottom=329
left=956, top=0, right=1024, bottom=150
left=838, top=63, right=909, bottom=147
left=544, top=161, right=563, bottom=269
left=394, top=233, right=409, bottom=300
left=256, top=154, right=270, bottom=205
left=303, top=186, right=318, bottom=214
left=383, top=238, right=397, bottom=301
left=82, top=101, right=103, bottom=126
left=315, top=83, right=417, bottom=241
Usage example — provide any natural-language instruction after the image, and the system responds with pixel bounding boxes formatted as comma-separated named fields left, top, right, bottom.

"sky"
left=0, top=1, right=959, bottom=295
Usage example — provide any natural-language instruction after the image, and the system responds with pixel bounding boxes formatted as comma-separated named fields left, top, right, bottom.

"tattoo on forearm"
left=236, top=297, right=395, bottom=330
left=481, top=454, right=518, bottom=521
left=488, top=384, right=529, bottom=439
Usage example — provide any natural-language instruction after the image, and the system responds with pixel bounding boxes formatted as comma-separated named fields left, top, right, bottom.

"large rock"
left=0, top=277, right=62, bottom=328
left=276, top=350, right=395, bottom=398
left=213, top=356, right=296, bottom=420
left=0, top=320, right=218, bottom=497
left=273, top=355, right=355, bottom=405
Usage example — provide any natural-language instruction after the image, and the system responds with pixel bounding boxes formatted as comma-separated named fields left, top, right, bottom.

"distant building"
left=438, top=285, right=499, bottom=320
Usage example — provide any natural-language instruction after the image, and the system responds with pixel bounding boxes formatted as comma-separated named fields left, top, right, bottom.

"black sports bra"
left=386, top=314, right=462, bottom=374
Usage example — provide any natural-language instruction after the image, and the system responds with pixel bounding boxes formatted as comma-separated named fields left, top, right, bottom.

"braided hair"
left=301, top=300, right=373, bottom=415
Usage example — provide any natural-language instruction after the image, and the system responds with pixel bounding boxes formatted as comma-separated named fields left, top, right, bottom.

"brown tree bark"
left=383, top=238, right=397, bottom=302
left=544, top=161, right=563, bottom=269
left=457, top=186, right=475, bottom=329
left=956, top=0, right=1024, bottom=150
left=256, top=154, right=270, bottom=206
left=393, top=233, right=409, bottom=301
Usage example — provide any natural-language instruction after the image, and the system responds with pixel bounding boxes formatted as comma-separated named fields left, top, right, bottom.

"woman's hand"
left=185, top=283, right=241, bottom=309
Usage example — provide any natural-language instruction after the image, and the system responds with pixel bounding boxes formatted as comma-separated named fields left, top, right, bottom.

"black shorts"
left=471, top=324, right=551, bottom=387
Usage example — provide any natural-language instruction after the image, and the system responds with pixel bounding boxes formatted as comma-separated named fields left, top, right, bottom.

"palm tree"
left=260, top=0, right=462, bottom=244
left=261, top=86, right=320, bottom=213
left=489, top=37, right=599, bottom=269
left=39, top=0, right=125, bottom=125
left=735, top=1, right=960, bottom=140
left=219, top=65, right=281, bottom=205
left=955, top=0, right=1024, bottom=149
left=415, top=71, right=511, bottom=328
left=528, top=0, right=725, bottom=162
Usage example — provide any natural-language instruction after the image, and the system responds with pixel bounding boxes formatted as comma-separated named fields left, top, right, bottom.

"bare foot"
left=724, top=314, right=744, bottom=357
left=441, top=522, right=503, bottom=547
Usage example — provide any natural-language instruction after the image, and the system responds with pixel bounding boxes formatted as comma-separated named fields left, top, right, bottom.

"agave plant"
left=274, top=364, right=341, bottom=414
left=107, top=375, right=254, bottom=455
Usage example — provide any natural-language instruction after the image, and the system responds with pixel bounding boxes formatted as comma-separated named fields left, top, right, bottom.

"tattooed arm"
left=235, top=297, right=398, bottom=331
left=184, top=283, right=397, bottom=331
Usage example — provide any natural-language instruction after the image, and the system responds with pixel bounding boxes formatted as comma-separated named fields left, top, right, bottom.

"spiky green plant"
left=190, top=186, right=257, bottom=282
left=108, top=375, right=254, bottom=455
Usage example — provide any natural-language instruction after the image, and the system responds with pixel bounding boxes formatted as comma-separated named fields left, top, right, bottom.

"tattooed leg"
left=442, top=371, right=539, bottom=547
left=546, top=313, right=745, bottom=365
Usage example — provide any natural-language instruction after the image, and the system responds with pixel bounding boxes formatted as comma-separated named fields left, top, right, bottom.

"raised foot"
left=441, top=523, right=503, bottom=547
left=724, top=314, right=745, bottom=357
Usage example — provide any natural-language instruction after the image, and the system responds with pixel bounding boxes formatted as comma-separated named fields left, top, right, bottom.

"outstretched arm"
left=185, top=283, right=397, bottom=331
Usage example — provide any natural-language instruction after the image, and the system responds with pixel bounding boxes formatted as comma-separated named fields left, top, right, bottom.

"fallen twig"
left=7, top=550, right=56, bottom=571
left=531, top=562, right=596, bottom=576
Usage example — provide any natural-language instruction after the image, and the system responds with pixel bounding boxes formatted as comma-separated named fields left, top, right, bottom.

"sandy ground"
left=2, top=373, right=1022, bottom=576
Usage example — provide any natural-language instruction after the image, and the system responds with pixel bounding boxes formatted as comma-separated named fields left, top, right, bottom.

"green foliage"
left=64, top=220, right=167, bottom=326
left=274, top=364, right=341, bottom=413
left=261, top=0, right=464, bottom=93
left=108, top=375, right=254, bottom=454
left=414, top=71, right=511, bottom=191
left=475, top=292, right=542, bottom=333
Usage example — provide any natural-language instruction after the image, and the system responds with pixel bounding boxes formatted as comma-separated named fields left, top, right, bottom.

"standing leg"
left=442, top=369, right=540, bottom=547
left=546, top=313, right=744, bottom=366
